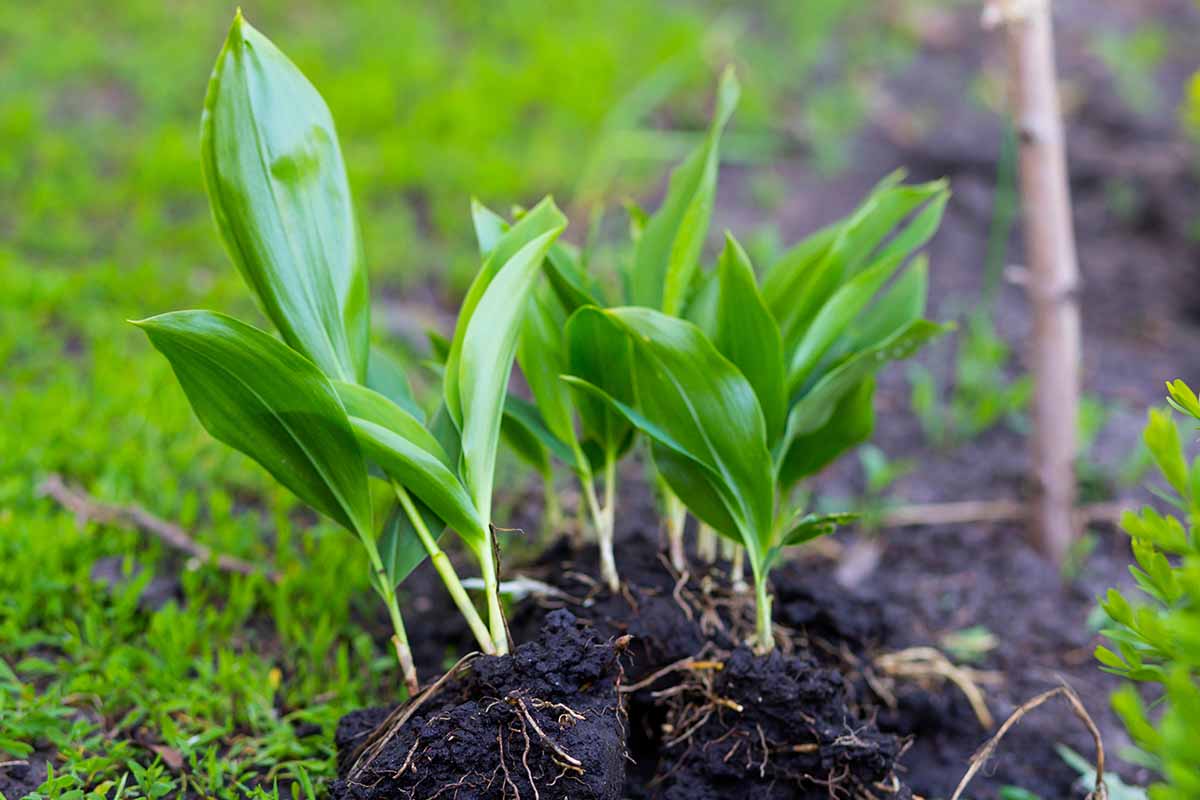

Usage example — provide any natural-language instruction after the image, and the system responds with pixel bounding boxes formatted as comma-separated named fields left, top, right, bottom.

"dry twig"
left=38, top=473, right=279, bottom=582
left=949, top=683, right=1107, bottom=800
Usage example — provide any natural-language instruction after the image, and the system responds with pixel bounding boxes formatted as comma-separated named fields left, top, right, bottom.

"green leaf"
left=781, top=512, right=857, bottom=547
left=545, top=243, right=604, bottom=312
left=201, top=13, right=368, bottom=382
left=714, top=233, right=786, bottom=441
left=366, top=345, right=422, bottom=422
left=784, top=320, right=948, bottom=441
left=845, top=257, right=928, bottom=353
left=378, top=498, right=441, bottom=587
left=564, top=306, right=774, bottom=562
left=444, top=197, right=567, bottom=429
left=333, top=381, right=448, bottom=464
left=500, top=409, right=551, bottom=474
left=629, top=67, right=739, bottom=314
left=1145, top=408, right=1190, bottom=505
left=452, top=213, right=566, bottom=520
left=786, top=251, right=912, bottom=394
left=350, top=418, right=485, bottom=554
left=503, top=395, right=578, bottom=468
left=1166, top=379, right=1200, bottom=420
left=134, top=310, right=371, bottom=537
left=471, top=198, right=508, bottom=257
left=517, top=288, right=577, bottom=447
left=564, top=303, right=634, bottom=457
left=765, top=174, right=946, bottom=351
left=777, top=377, right=875, bottom=489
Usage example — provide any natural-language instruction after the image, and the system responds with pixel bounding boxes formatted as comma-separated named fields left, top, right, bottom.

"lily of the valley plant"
left=565, top=174, right=950, bottom=651
left=135, top=13, right=563, bottom=693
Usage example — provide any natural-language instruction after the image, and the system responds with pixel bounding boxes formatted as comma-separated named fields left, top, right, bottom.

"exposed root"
left=511, top=696, right=584, bottom=770
left=948, top=683, right=1107, bottom=800
left=347, top=653, right=480, bottom=781
left=873, top=646, right=1002, bottom=730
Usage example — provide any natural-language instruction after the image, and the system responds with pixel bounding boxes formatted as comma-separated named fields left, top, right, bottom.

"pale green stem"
left=392, top=483, right=496, bottom=654
left=574, top=444, right=619, bottom=592
left=478, top=532, right=509, bottom=654
left=753, top=570, right=774, bottom=653
left=541, top=466, right=563, bottom=537
left=730, top=545, right=748, bottom=593
left=697, top=523, right=718, bottom=564
left=665, top=490, right=687, bottom=572
left=360, top=534, right=419, bottom=695
left=597, top=452, right=619, bottom=593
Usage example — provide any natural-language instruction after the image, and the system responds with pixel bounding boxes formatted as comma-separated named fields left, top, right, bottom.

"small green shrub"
left=1097, top=380, right=1200, bottom=798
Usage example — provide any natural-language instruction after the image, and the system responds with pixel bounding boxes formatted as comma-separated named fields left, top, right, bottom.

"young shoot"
left=136, top=12, right=563, bottom=693
left=565, top=176, right=949, bottom=652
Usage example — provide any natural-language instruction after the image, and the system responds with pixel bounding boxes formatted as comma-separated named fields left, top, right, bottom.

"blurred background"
left=3, top=1, right=1200, bottom=797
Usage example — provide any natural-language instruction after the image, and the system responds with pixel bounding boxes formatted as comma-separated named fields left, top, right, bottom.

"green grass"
left=0, top=1, right=927, bottom=796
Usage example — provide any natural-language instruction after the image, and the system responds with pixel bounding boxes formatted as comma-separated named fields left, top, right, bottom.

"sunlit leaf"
left=134, top=310, right=371, bottom=536
left=201, top=13, right=368, bottom=382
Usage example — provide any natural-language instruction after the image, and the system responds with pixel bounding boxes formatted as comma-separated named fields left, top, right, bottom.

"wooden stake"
left=986, top=0, right=1081, bottom=564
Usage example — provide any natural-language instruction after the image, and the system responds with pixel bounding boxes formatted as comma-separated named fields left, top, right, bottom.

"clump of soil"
left=506, top=531, right=909, bottom=798
left=332, top=610, right=628, bottom=800
left=644, top=648, right=903, bottom=800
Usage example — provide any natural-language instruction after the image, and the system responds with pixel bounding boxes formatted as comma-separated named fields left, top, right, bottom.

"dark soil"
left=331, top=609, right=627, bottom=800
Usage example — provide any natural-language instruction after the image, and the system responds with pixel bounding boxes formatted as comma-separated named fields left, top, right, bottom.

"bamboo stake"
left=985, top=0, right=1081, bottom=564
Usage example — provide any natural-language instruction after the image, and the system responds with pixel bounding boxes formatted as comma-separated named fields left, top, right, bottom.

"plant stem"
left=392, top=483, right=496, bottom=654
left=360, top=535, right=419, bottom=695
left=696, top=523, right=718, bottom=564
left=753, top=572, right=774, bottom=653
left=540, top=466, right=563, bottom=537
left=664, top=490, right=687, bottom=572
left=478, top=531, right=509, bottom=655
left=597, top=452, right=619, bottom=593
left=574, top=445, right=620, bottom=592
left=730, top=545, right=748, bottom=593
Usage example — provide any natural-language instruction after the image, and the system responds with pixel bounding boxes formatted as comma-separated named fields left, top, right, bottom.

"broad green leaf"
left=846, top=257, right=928, bottom=352
left=201, top=13, right=367, bottom=382
left=444, top=197, right=567, bottom=429
left=517, top=287, right=576, bottom=447
left=786, top=251, right=910, bottom=394
left=134, top=310, right=371, bottom=537
left=378, top=497, right=442, bottom=587
left=564, top=303, right=634, bottom=457
left=761, top=223, right=840, bottom=325
left=350, top=418, right=485, bottom=553
left=503, top=395, right=578, bottom=468
left=651, top=443, right=741, bottom=540
left=683, top=267, right=720, bottom=338
left=562, top=373, right=741, bottom=539
left=565, top=306, right=774, bottom=559
left=776, top=377, right=875, bottom=489
left=471, top=199, right=508, bottom=257
left=500, top=409, right=551, bottom=475
left=767, top=174, right=946, bottom=351
left=545, top=243, right=604, bottom=312
left=333, top=381, right=448, bottom=464
left=456, top=226, right=566, bottom=520
left=366, top=345, right=422, bottom=422
left=715, top=234, right=786, bottom=441
left=629, top=67, right=739, bottom=314
left=784, top=320, right=948, bottom=442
